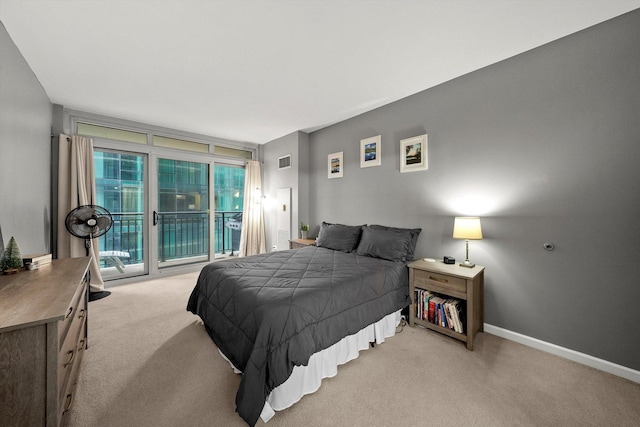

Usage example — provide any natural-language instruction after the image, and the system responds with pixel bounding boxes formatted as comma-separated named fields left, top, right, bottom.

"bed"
left=187, top=222, right=421, bottom=426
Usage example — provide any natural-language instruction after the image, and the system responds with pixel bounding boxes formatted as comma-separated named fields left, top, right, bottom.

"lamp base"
left=459, top=260, right=475, bottom=268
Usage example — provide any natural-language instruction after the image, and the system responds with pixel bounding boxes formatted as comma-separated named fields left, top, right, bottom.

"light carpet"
left=68, top=272, right=640, bottom=426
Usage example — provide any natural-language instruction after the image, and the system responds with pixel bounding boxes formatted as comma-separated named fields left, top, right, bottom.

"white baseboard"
left=484, top=324, right=640, bottom=384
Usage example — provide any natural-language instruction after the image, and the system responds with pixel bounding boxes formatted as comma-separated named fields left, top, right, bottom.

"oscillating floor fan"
left=65, top=205, right=113, bottom=301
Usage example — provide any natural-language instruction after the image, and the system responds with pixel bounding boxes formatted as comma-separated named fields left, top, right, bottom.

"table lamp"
left=453, top=217, right=483, bottom=268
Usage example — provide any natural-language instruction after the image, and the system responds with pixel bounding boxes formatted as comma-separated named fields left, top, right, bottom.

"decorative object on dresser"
left=1, top=236, right=23, bottom=274
left=23, top=253, right=53, bottom=270
left=0, top=257, right=91, bottom=426
left=408, top=258, right=484, bottom=350
left=289, top=238, right=316, bottom=249
left=452, top=216, right=483, bottom=268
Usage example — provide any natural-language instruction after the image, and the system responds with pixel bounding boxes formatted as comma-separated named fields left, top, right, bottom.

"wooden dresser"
left=0, top=257, right=91, bottom=426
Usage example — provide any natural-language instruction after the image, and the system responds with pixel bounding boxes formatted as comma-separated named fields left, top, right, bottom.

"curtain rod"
left=50, top=133, right=71, bottom=142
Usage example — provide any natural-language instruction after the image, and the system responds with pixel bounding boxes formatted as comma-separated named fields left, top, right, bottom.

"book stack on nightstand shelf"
left=407, top=258, right=485, bottom=350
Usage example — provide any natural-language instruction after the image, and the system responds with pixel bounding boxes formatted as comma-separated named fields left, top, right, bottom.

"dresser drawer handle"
left=63, top=393, right=73, bottom=413
left=429, top=276, right=448, bottom=283
left=65, top=307, right=74, bottom=319
left=78, top=308, right=86, bottom=319
left=64, top=349, right=76, bottom=367
left=78, top=338, right=86, bottom=350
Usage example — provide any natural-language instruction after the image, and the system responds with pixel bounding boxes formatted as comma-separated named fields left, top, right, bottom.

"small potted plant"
left=300, top=222, right=309, bottom=239
left=1, top=236, right=23, bottom=274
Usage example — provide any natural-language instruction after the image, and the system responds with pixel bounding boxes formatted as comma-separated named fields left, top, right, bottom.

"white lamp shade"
left=453, top=217, right=483, bottom=240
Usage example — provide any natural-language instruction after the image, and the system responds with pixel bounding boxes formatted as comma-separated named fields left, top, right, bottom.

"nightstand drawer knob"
left=430, top=275, right=448, bottom=283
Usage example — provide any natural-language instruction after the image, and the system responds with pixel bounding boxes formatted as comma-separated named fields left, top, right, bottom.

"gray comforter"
left=186, top=246, right=410, bottom=426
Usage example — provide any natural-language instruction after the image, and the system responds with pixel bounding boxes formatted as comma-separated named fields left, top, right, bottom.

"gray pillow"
left=316, top=222, right=363, bottom=253
left=358, top=225, right=421, bottom=261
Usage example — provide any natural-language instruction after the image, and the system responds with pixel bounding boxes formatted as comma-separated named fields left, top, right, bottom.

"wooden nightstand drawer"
left=414, top=269, right=466, bottom=296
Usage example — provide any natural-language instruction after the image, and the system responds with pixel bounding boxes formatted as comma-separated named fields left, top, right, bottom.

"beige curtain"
left=238, top=160, right=266, bottom=256
left=57, top=134, right=104, bottom=291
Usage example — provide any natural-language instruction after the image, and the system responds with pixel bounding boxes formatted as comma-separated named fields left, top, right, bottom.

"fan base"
left=89, top=290, right=111, bottom=301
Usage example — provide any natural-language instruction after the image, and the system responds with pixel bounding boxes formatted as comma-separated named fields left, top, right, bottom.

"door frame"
left=149, top=152, right=216, bottom=274
left=93, top=147, right=150, bottom=280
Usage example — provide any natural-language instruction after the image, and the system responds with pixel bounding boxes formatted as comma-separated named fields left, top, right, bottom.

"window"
left=73, top=112, right=255, bottom=279
left=214, top=145, right=253, bottom=159
left=153, top=135, right=209, bottom=153
left=78, top=123, right=147, bottom=144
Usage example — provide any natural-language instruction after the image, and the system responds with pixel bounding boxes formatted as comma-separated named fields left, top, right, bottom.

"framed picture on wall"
left=360, top=135, right=381, bottom=168
left=328, top=151, right=343, bottom=179
left=400, top=134, right=428, bottom=173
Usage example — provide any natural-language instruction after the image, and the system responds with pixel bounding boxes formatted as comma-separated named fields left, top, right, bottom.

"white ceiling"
left=1, top=1, right=639, bottom=144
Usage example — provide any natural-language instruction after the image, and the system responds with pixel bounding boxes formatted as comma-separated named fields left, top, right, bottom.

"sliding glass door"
left=94, top=150, right=147, bottom=279
left=155, top=157, right=210, bottom=268
left=213, top=163, right=245, bottom=257
left=93, top=149, right=246, bottom=279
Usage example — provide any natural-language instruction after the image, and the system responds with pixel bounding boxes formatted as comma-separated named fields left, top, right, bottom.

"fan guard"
left=65, top=205, right=113, bottom=255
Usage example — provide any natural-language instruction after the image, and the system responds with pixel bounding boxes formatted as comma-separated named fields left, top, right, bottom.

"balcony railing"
left=100, top=211, right=242, bottom=267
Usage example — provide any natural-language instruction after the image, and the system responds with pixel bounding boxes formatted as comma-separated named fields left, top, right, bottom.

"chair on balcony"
left=99, top=250, right=131, bottom=273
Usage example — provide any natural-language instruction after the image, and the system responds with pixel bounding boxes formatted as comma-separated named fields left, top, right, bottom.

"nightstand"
left=407, top=259, right=485, bottom=350
left=289, top=238, right=316, bottom=249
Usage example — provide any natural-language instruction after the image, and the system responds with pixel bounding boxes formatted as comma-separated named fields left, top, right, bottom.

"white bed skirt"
left=219, top=310, right=402, bottom=423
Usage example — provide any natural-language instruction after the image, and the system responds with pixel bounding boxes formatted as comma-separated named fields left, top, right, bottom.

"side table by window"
left=289, top=238, right=316, bottom=249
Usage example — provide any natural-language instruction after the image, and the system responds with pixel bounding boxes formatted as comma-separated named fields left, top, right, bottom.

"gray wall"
left=261, top=131, right=309, bottom=251
left=303, top=10, right=640, bottom=371
left=0, top=22, right=52, bottom=255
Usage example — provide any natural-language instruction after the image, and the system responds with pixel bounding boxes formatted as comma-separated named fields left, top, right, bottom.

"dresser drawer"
left=57, top=290, right=87, bottom=400
left=414, top=269, right=467, bottom=296
left=58, top=280, right=87, bottom=348
left=58, top=321, right=86, bottom=426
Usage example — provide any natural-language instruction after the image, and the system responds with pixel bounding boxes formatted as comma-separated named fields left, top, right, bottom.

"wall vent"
left=278, top=154, right=291, bottom=170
